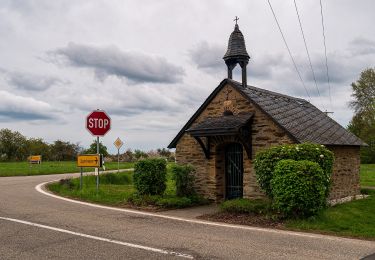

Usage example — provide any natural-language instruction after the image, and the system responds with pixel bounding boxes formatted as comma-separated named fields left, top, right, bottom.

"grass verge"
left=285, top=189, right=375, bottom=239
left=0, top=161, right=134, bottom=177
left=47, top=168, right=209, bottom=210
left=360, top=164, right=375, bottom=187
left=201, top=190, right=375, bottom=240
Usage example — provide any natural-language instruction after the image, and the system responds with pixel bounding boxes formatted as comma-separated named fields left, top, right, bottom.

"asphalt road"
left=0, top=173, right=375, bottom=259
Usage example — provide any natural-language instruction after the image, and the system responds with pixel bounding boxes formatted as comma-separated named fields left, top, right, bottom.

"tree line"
left=348, top=68, right=375, bottom=163
left=0, top=128, right=174, bottom=162
left=0, top=129, right=82, bottom=161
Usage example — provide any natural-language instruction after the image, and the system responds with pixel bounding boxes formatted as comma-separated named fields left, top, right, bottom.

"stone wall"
left=327, top=146, right=361, bottom=200
left=175, top=83, right=294, bottom=201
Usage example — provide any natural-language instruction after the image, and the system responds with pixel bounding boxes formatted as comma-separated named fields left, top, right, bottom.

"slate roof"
left=168, top=79, right=366, bottom=148
left=186, top=113, right=253, bottom=136
left=223, top=24, right=250, bottom=60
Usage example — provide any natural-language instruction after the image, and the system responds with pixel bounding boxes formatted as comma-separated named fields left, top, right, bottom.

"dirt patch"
left=198, top=212, right=285, bottom=229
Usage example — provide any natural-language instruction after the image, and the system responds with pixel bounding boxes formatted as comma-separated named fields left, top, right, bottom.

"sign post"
left=114, top=137, right=124, bottom=173
left=77, top=154, right=102, bottom=190
left=86, top=109, right=111, bottom=193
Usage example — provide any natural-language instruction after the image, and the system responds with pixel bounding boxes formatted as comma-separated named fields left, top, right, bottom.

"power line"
left=293, top=0, right=325, bottom=110
left=319, top=0, right=333, bottom=111
left=267, top=0, right=311, bottom=100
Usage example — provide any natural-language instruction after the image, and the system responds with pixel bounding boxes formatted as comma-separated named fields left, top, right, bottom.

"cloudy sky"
left=0, top=0, right=374, bottom=153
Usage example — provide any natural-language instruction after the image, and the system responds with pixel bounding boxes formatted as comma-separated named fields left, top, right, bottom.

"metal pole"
left=80, top=167, right=83, bottom=190
left=96, top=136, right=99, bottom=193
left=117, top=148, right=120, bottom=173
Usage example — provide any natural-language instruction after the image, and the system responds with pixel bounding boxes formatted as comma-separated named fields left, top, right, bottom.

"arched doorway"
left=225, top=143, right=243, bottom=199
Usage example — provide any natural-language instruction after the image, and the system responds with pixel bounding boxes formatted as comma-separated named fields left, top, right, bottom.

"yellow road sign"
left=77, top=154, right=101, bottom=167
left=28, top=155, right=41, bottom=163
left=114, top=137, right=124, bottom=149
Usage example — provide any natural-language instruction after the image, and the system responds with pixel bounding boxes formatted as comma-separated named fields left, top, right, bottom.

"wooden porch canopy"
left=185, top=112, right=253, bottom=159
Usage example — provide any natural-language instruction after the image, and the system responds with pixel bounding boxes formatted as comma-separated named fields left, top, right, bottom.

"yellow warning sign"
left=77, top=154, right=101, bottom=167
left=28, top=155, right=42, bottom=163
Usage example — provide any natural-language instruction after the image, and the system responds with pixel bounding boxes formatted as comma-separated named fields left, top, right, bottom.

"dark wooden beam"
left=193, top=136, right=210, bottom=159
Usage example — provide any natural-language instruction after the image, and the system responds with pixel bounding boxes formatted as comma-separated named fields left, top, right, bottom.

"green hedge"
left=254, top=143, right=334, bottom=197
left=271, top=159, right=328, bottom=218
left=133, top=158, right=167, bottom=195
left=171, top=164, right=196, bottom=197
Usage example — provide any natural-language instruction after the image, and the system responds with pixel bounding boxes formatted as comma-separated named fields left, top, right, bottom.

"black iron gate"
left=225, top=143, right=243, bottom=199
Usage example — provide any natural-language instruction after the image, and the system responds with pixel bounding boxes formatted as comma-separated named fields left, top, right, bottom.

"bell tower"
left=223, top=17, right=250, bottom=88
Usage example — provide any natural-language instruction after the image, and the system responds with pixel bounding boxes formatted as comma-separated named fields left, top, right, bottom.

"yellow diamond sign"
left=114, top=137, right=124, bottom=149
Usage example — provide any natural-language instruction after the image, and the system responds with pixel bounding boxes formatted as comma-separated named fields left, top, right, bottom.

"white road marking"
left=0, top=216, right=193, bottom=259
left=36, top=181, right=373, bottom=245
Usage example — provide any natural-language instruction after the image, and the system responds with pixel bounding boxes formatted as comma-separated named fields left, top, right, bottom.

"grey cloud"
left=189, top=41, right=276, bottom=78
left=49, top=43, right=185, bottom=84
left=304, top=53, right=365, bottom=88
left=349, top=37, right=375, bottom=56
left=189, top=41, right=225, bottom=72
left=3, top=71, right=63, bottom=91
left=0, top=90, right=58, bottom=121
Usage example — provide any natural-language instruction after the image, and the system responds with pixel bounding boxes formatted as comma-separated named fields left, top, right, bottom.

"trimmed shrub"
left=271, top=159, right=328, bottom=218
left=220, top=198, right=271, bottom=215
left=133, top=158, right=167, bottom=195
left=254, top=143, right=334, bottom=197
left=171, top=164, right=196, bottom=197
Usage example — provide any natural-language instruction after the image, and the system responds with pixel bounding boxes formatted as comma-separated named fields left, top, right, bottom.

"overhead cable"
left=267, top=0, right=311, bottom=100
left=293, top=0, right=325, bottom=110
left=319, top=0, right=333, bottom=111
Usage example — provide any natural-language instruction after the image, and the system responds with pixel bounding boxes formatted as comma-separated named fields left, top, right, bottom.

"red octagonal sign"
left=86, top=110, right=111, bottom=136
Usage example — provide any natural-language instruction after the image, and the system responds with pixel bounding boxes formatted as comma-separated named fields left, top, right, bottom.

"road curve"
left=1, top=173, right=374, bottom=259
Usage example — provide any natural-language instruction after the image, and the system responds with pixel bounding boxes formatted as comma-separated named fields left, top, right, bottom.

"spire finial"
left=234, top=16, right=239, bottom=25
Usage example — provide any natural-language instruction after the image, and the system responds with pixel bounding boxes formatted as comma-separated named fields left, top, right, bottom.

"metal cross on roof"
left=234, top=16, right=239, bottom=24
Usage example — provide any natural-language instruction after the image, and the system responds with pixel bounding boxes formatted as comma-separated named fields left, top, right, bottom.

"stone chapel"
left=168, top=23, right=365, bottom=202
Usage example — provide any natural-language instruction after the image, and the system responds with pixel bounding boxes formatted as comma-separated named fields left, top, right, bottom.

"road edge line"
left=0, top=216, right=193, bottom=259
left=35, top=181, right=373, bottom=245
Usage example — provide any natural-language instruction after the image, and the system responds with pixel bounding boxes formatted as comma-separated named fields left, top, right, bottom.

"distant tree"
left=84, top=140, right=109, bottom=157
left=348, top=68, right=375, bottom=163
left=134, top=149, right=148, bottom=161
left=156, top=148, right=175, bottom=161
left=50, top=140, right=81, bottom=161
left=121, top=149, right=134, bottom=162
left=0, top=129, right=28, bottom=161
left=27, top=138, right=51, bottom=160
left=157, top=148, right=171, bottom=158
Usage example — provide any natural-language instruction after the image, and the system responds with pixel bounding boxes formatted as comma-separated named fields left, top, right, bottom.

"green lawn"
left=48, top=171, right=136, bottom=205
left=47, top=164, right=208, bottom=209
left=286, top=189, right=375, bottom=239
left=0, top=161, right=134, bottom=177
left=360, top=164, right=375, bottom=187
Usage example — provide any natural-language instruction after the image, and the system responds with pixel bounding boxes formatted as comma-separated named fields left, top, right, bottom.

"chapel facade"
left=168, top=23, right=365, bottom=202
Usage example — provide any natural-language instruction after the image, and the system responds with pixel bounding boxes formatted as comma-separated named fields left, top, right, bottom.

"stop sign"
left=86, top=110, right=111, bottom=136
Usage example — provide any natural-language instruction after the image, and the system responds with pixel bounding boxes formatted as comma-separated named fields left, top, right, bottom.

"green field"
left=287, top=189, right=375, bottom=239
left=360, top=164, right=375, bottom=187
left=0, top=161, right=134, bottom=177
left=47, top=164, right=208, bottom=209
left=48, top=171, right=136, bottom=205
